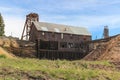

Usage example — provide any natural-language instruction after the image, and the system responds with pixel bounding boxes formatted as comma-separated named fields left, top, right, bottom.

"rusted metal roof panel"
left=33, top=22, right=91, bottom=36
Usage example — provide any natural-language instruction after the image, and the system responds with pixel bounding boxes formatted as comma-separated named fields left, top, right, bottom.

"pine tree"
left=0, top=13, right=5, bottom=36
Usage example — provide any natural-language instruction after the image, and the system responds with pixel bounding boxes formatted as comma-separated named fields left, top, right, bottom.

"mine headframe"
left=21, top=13, right=39, bottom=41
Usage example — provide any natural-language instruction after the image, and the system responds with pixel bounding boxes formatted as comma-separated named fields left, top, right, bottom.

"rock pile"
left=0, top=37, right=19, bottom=48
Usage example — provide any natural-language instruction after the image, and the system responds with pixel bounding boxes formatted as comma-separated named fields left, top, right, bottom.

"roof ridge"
left=37, top=21, right=85, bottom=28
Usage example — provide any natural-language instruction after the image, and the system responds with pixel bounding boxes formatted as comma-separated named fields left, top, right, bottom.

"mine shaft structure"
left=20, top=13, right=92, bottom=60
left=103, top=26, right=109, bottom=39
left=21, top=13, right=39, bottom=40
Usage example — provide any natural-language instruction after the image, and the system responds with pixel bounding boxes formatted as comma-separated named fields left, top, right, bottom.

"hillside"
left=0, top=36, right=120, bottom=80
left=84, top=34, right=120, bottom=61
left=0, top=58, right=120, bottom=80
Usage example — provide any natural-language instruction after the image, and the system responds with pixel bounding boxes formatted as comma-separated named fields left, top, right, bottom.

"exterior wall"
left=29, top=24, right=91, bottom=59
left=37, top=31, right=91, bottom=52
left=38, top=31, right=91, bottom=42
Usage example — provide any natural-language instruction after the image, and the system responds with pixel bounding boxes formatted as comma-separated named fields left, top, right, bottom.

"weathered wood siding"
left=29, top=24, right=91, bottom=59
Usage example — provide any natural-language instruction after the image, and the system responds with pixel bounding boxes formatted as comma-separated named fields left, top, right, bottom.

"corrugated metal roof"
left=33, top=22, right=91, bottom=36
left=54, top=28, right=60, bottom=32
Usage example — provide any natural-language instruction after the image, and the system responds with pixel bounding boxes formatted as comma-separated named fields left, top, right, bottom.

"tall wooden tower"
left=21, top=13, right=39, bottom=40
left=103, top=26, right=109, bottom=39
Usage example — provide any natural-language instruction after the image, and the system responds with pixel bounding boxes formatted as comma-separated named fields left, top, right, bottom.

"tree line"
left=0, top=13, right=5, bottom=36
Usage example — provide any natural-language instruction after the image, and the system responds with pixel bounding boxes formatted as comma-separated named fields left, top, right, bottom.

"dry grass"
left=0, top=58, right=120, bottom=80
left=0, top=47, right=14, bottom=58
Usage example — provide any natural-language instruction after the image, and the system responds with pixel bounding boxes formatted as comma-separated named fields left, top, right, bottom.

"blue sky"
left=0, top=0, right=120, bottom=39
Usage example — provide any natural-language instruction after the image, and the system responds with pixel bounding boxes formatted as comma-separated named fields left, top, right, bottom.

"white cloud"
left=0, top=6, right=26, bottom=38
left=42, top=14, right=120, bottom=29
left=0, top=7, right=11, bottom=12
left=0, top=6, right=25, bottom=14
left=4, top=16, right=24, bottom=38
left=76, top=15, right=120, bottom=26
left=47, top=0, right=120, bottom=11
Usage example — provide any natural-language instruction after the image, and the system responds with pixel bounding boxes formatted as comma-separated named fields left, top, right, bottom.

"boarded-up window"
left=40, top=40, right=58, bottom=50
left=68, top=43, right=74, bottom=48
left=60, top=42, right=67, bottom=48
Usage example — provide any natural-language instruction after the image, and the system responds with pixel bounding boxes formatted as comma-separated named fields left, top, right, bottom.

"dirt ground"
left=84, top=34, right=120, bottom=61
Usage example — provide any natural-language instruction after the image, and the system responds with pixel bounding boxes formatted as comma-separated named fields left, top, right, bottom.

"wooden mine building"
left=21, top=13, right=92, bottom=60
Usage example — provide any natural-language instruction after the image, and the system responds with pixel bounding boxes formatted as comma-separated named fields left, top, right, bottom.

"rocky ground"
left=84, top=34, right=120, bottom=61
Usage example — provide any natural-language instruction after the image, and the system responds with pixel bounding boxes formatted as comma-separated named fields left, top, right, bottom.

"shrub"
left=0, top=54, right=6, bottom=58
